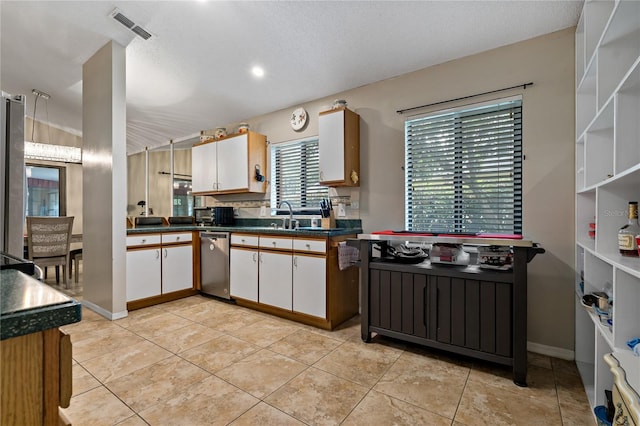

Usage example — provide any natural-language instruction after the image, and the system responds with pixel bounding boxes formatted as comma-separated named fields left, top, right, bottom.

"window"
left=25, top=164, right=66, bottom=216
left=173, top=178, right=193, bottom=216
left=271, top=138, right=327, bottom=212
left=405, top=97, right=522, bottom=234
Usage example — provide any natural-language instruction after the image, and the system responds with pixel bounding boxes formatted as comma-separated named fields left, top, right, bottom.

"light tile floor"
left=52, top=273, right=594, bottom=425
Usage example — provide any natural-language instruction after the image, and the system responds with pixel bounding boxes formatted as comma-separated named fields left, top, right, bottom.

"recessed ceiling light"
left=252, top=66, right=265, bottom=78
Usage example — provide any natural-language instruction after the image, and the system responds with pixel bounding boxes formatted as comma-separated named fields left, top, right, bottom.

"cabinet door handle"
left=252, top=252, right=257, bottom=263
left=155, top=250, right=160, bottom=259
left=259, top=253, right=263, bottom=263
left=164, top=248, right=168, bottom=258
left=293, top=257, right=298, bottom=268
left=272, top=241, right=277, bottom=247
left=141, top=239, right=146, bottom=244
left=176, top=236, right=180, bottom=241
left=306, top=243, right=311, bottom=249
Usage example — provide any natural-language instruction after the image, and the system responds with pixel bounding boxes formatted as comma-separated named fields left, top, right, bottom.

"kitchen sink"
left=234, top=226, right=328, bottom=233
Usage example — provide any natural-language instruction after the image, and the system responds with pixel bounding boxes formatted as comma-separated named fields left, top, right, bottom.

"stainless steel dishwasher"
left=199, top=232, right=230, bottom=299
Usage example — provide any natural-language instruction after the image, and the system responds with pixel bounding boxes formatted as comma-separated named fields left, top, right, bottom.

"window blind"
left=271, top=138, right=328, bottom=209
left=405, top=98, right=522, bottom=234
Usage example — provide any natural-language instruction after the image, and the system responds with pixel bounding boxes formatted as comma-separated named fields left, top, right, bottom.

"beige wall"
left=229, top=28, right=576, bottom=353
left=122, top=28, right=574, bottom=352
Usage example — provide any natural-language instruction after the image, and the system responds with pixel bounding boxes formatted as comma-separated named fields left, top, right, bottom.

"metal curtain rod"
left=396, top=82, right=534, bottom=114
left=158, top=171, right=192, bottom=178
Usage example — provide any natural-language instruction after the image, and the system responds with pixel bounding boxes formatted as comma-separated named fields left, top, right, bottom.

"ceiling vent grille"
left=131, top=26, right=152, bottom=40
left=109, top=8, right=152, bottom=40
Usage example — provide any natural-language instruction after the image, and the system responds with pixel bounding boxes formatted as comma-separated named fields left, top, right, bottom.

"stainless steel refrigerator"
left=1, top=92, right=26, bottom=258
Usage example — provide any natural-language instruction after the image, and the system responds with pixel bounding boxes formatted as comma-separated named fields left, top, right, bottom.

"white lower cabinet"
left=126, top=232, right=194, bottom=303
left=259, top=251, right=293, bottom=310
left=230, top=234, right=329, bottom=319
left=161, top=245, right=193, bottom=293
left=126, top=248, right=161, bottom=301
left=293, top=254, right=326, bottom=318
left=230, top=247, right=258, bottom=302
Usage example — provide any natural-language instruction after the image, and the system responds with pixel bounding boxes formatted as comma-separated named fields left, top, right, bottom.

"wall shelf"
left=575, top=0, right=640, bottom=414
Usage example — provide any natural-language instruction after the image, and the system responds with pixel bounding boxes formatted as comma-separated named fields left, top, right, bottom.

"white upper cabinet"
left=217, top=133, right=249, bottom=191
left=192, top=131, right=267, bottom=195
left=319, top=108, right=360, bottom=187
left=191, top=141, right=218, bottom=193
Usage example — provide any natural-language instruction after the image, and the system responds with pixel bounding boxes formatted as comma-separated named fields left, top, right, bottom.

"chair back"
left=26, top=216, right=75, bottom=260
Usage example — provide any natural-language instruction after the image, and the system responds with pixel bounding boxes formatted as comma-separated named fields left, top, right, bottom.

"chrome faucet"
left=278, top=200, right=293, bottom=229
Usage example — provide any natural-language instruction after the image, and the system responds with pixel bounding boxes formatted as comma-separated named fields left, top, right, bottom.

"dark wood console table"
left=356, top=235, right=543, bottom=386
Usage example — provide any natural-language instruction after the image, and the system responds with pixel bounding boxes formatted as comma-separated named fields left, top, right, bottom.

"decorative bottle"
left=617, top=201, right=640, bottom=257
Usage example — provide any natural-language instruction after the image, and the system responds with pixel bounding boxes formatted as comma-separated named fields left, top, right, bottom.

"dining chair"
left=26, top=216, right=74, bottom=288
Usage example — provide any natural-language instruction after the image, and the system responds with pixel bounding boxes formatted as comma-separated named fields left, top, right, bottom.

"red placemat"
left=370, top=230, right=523, bottom=240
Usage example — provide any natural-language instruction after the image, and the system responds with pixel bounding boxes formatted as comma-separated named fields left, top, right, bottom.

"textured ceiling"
left=1, top=1, right=583, bottom=154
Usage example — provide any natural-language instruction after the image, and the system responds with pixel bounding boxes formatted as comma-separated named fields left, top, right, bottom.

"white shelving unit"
left=575, top=0, right=640, bottom=412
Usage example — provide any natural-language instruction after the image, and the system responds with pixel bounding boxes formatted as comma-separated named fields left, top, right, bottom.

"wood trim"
left=43, top=328, right=61, bottom=425
left=247, top=131, right=267, bottom=193
left=235, top=297, right=334, bottom=330
left=127, top=288, right=199, bottom=311
left=327, top=236, right=360, bottom=327
left=58, top=331, right=72, bottom=408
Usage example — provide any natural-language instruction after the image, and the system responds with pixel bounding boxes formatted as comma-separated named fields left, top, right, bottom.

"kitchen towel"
left=338, top=242, right=359, bottom=270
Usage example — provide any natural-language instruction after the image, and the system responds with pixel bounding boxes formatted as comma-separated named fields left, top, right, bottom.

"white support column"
left=81, top=41, right=127, bottom=319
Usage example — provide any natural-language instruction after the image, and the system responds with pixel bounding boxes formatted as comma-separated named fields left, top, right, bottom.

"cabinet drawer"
left=162, top=232, right=192, bottom=244
left=127, top=234, right=161, bottom=247
left=294, top=238, right=327, bottom=254
left=231, top=234, right=259, bottom=247
left=259, top=236, right=293, bottom=250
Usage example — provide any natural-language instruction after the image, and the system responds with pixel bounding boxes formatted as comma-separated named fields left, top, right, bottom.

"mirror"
left=126, top=137, right=196, bottom=219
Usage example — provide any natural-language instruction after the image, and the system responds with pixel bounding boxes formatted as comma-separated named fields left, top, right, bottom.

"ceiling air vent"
left=131, top=26, right=152, bottom=41
left=109, top=8, right=153, bottom=40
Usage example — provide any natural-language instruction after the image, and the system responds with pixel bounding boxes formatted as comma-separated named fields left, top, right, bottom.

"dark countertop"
left=1, top=269, right=82, bottom=340
left=127, top=223, right=362, bottom=237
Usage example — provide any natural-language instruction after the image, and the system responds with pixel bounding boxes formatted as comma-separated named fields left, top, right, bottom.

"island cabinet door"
left=230, top=247, right=258, bottom=302
left=161, top=244, right=193, bottom=293
left=292, top=254, right=326, bottom=318
left=430, top=277, right=512, bottom=357
left=369, top=270, right=429, bottom=338
left=258, top=251, right=293, bottom=310
left=126, top=248, right=161, bottom=301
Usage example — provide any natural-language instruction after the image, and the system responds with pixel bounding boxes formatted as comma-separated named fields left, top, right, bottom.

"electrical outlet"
left=351, top=200, right=359, bottom=209
left=337, top=203, right=346, bottom=217
left=259, top=205, right=267, bottom=217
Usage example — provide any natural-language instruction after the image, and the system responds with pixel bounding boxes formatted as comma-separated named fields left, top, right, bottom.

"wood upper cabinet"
left=192, top=131, right=267, bottom=195
left=319, top=108, right=360, bottom=187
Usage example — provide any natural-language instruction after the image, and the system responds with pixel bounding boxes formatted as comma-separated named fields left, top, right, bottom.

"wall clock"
left=290, top=107, right=307, bottom=131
